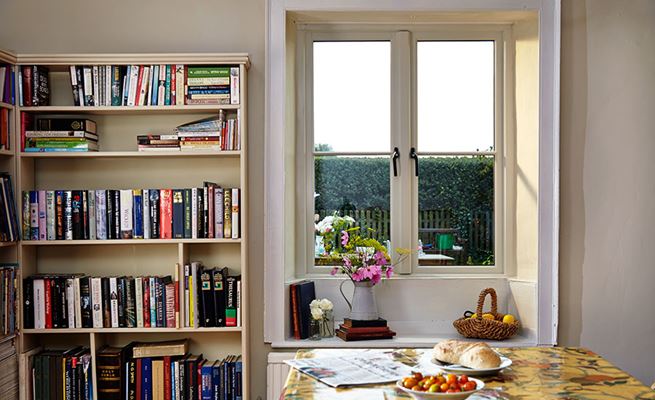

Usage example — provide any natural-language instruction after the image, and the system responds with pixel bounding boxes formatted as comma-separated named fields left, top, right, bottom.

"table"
left=281, top=347, right=655, bottom=399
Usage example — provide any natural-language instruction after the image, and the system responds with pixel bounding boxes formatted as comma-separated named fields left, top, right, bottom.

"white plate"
left=396, top=377, right=484, bottom=400
left=431, top=356, right=512, bottom=376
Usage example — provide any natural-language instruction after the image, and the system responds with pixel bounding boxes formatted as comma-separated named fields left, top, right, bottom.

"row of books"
left=0, top=65, right=15, bottom=105
left=0, top=108, right=10, bottom=150
left=0, top=174, right=19, bottom=242
left=66, top=64, right=240, bottom=107
left=23, top=117, right=99, bottom=153
left=18, top=66, right=50, bottom=106
left=31, top=347, right=92, bottom=400
left=97, top=340, right=242, bottom=400
left=21, top=185, right=240, bottom=241
left=0, top=266, right=17, bottom=336
left=139, top=113, right=240, bottom=152
left=0, top=338, right=18, bottom=400
left=22, top=265, right=241, bottom=330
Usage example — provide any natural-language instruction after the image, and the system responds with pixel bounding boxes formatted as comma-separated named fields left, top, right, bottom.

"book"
left=172, top=189, right=184, bottom=239
left=132, top=340, right=189, bottom=359
left=120, top=190, right=134, bottom=239
left=34, top=118, right=97, bottom=134
left=91, top=277, right=103, bottom=328
left=200, top=268, right=215, bottom=327
left=225, top=276, right=238, bottom=327
left=231, top=188, right=240, bottom=239
left=159, top=189, right=172, bottom=239
left=295, top=281, right=316, bottom=339
left=223, top=189, right=231, bottom=239
left=96, top=346, right=124, bottom=400
left=213, top=267, right=227, bottom=327
left=133, top=190, right=144, bottom=239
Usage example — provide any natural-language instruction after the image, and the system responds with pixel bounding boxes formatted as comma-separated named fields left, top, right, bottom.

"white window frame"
left=296, top=25, right=510, bottom=276
left=265, top=0, right=560, bottom=347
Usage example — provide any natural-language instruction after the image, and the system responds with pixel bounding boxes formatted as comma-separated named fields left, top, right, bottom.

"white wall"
left=560, top=0, right=655, bottom=385
left=0, top=1, right=269, bottom=398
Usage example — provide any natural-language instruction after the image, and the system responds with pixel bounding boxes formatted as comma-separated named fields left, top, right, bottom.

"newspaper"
left=284, top=350, right=437, bottom=388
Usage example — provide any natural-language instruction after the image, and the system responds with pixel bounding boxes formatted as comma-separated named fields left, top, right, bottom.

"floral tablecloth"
left=281, top=347, right=655, bottom=399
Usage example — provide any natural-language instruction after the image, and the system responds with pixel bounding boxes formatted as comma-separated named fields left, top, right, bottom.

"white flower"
left=309, top=299, right=320, bottom=310
left=319, top=298, right=333, bottom=311
left=315, top=216, right=335, bottom=234
left=311, top=307, right=324, bottom=320
left=343, top=216, right=355, bottom=224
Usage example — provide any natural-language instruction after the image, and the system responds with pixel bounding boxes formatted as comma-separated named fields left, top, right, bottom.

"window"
left=299, top=28, right=508, bottom=275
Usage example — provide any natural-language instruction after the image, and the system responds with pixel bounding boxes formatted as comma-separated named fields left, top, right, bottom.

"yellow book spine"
left=189, top=276, right=194, bottom=327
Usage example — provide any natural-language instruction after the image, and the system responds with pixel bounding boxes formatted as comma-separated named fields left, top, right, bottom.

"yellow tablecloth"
left=281, top=347, right=655, bottom=399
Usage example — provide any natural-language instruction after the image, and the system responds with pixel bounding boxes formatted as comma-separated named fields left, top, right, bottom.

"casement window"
left=297, top=26, right=509, bottom=275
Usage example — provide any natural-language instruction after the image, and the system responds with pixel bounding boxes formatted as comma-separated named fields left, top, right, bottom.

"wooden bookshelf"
left=12, top=53, right=250, bottom=400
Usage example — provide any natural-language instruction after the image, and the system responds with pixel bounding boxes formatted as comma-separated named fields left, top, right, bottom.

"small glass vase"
left=309, top=318, right=321, bottom=340
left=320, top=311, right=335, bottom=338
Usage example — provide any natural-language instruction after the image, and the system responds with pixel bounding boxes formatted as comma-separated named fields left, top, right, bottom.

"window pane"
left=313, top=42, right=390, bottom=152
left=417, top=156, right=494, bottom=266
left=314, top=156, right=390, bottom=265
left=417, top=41, right=494, bottom=152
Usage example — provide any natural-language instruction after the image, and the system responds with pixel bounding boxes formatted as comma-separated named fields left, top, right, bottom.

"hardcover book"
left=160, top=189, right=172, bottom=239
left=120, top=189, right=134, bottom=239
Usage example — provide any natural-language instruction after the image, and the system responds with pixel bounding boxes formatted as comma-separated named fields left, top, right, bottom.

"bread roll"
left=433, top=339, right=501, bottom=369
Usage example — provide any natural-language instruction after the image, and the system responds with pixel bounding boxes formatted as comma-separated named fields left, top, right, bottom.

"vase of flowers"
left=309, top=298, right=335, bottom=338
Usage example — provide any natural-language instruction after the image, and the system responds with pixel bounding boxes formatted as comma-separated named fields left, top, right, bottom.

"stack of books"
left=0, top=173, right=19, bottom=242
left=18, top=66, right=50, bottom=106
left=0, top=64, right=15, bottom=105
left=0, top=265, right=17, bottom=336
left=336, top=318, right=396, bottom=341
left=96, top=341, right=242, bottom=400
left=30, top=347, right=93, bottom=400
left=22, top=265, right=241, bottom=330
left=137, top=134, right=180, bottom=152
left=21, top=184, right=240, bottom=241
left=186, top=66, right=239, bottom=105
left=66, top=64, right=240, bottom=107
left=176, top=112, right=240, bottom=151
left=0, top=336, right=17, bottom=399
left=24, top=117, right=98, bottom=152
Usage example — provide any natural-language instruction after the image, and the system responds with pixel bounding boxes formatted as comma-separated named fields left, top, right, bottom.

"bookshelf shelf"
left=19, top=104, right=240, bottom=115
left=0, top=241, right=16, bottom=247
left=23, top=327, right=242, bottom=334
left=0, top=101, right=14, bottom=110
left=20, top=150, right=241, bottom=158
left=0, top=149, right=13, bottom=157
left=22, top=238, right=241, bottom=246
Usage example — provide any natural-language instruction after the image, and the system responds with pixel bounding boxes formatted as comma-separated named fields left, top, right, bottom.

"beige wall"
left=560, top=0, right=655, bottom=385
left=0, top=0, right=269, bottom=398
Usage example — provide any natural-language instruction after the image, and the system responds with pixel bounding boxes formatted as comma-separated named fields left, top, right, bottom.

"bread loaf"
left=433, top=339, right=501, bottom=369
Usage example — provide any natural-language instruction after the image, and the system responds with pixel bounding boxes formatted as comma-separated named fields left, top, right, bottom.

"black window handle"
left=392, top=147, right=400, bottom=177
left=410, top=147, right=418, bottom=176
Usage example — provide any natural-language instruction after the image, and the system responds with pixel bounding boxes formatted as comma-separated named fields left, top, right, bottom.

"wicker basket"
left=453, top=288, right=520, bottom=340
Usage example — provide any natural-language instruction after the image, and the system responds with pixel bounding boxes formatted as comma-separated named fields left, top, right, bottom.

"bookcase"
left=10, top=53, right=250, bottom=400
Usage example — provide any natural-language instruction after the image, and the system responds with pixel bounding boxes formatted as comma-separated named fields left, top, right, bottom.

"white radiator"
left=267, top=352, right=294, bottom=400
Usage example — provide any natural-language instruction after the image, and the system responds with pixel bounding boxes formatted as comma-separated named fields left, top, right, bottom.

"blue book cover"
left=235, top=360, right=242, bottom=400
left=223, top=359, right=229, bottom=400
left=164, top=65, right=172, bottom=105
left=142, top=357, right=152, bottom=400
left=212, top=361, right=221, bottom=400
left=24, top=147, right=96, bottom=152
left=171, top=360, right=176, bottom=400
left=133, top=190, right=143, bottom=238
left=172, top=189, right=184, bottom=238
left=28, top=190, right=38, bottom=240
left=201, top=363, right=214, bottom=400
left=151, top=65, right=159, bottom=105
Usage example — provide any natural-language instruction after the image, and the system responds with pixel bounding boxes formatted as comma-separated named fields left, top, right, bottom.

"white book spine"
left=122, top=66, right=130, bottom=106
left=33, top=279, right=45, bottom=329
left=46, top=190, right=56, bottom=240
left=175, top=65, right=185, bottom=105
left=236, top=279, right=241, bottom=327
left=18, top=68, right=23, bottom=106
left=83, top=67, right=93, bottom=106
left=64, top=190, right=73, bottom=240
left=73, top=277, right=82, bottom=328
left=230, top=67, right=240, bottom=105
left=231, top=188, right=240, bottom=239
left=66, top=279, right=75, bottom=328
left=184, top=264, right=190, bottom=327
left=88, top=190, right=96, bottom=240
left=191, top=188, right=198, bottom=239
left=135, top=277, right=144, bottom=328
left=174, top=361, right=180, bottom=400
left=105, top=65, right=112, bottom=106
left=127, top=65, right=139, bottom=106
left=120, top=189, right=133, bottom=238
left=69, top=66, right=78, bottom=106
left=143, top=189, right=150, bottom=239
left=214, top=188, right=223, bottom=239
left=149, top=277, right=156, bottom=327
left=98, top=66, right=104, bottom=106
left=139, top=66, right=150, bottom=106
left=91, top=278, right=103, bottom=328
left=95, top=190, right=107, bottom=240
left=109, top=277, right=119, bottom=328
left=92, top=66, right=99, bottom=107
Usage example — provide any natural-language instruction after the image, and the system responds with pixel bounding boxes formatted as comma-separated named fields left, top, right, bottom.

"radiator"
left=267, top=352, right=294, bottom=400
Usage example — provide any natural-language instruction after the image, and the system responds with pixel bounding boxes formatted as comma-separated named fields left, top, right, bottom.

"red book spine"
left=160, top=189, right=173, bottom=239
left=291, top=284, right=300, bottom=340
left=136, top=358, right=142, bottom=400
left=170, top=68, right=176, bottom=106
left=165, top=283, right=175, bottom=328
left=134, top=66, right=144, bottom=105
left=20, top=112, right=31, bottom=152
left=143, top=278, right=151, bottom=327
left=22, top=66, right=33, bottom=106
left=163, top=356, right=172, bottom=400
left=340, top=326, right=391, bottom=334
left=197, top=363, right=203, bottom=400
left=1, top=109, right=8, bottom=150
left=174, top=280, right=179, bottom=328
left=44, top=278, right=52, bottom=329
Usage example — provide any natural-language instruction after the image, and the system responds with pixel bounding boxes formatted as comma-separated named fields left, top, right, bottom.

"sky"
left=313, top=41, right=495, bottom=153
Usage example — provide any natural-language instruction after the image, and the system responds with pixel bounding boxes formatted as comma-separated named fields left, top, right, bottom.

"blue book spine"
left=123, top=65, right=131, bottom=106
left=235, top=361, right=242, bottom=400
left=171, top=361, right=176, bottom=400
left=10, top=70, right=15, bottom=104
left=151, top=65, right=159, bottom=105
left=149, top=277, right=157, bottom=327
left=187, top=88, right=230, bottom=95
left=201, top=364, right=214, bottom=400
left=212, top=363, right=221, bottom=400
left=29, top=190, right=39, bottom=240
left=23, top=147, right=95, bottom=152
left=133, top=190, right=143, bottom=238
left=142, top=357, right=152, bottom=400
left=223, top=361, right=228, bottom=400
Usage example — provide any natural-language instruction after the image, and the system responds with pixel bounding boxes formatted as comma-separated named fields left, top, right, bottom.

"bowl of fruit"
left=397, top=372, right=484, bottom=399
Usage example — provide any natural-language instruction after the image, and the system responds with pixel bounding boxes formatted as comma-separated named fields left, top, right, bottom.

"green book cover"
left=187, top=67, right=230, bottom=78
left=164, top=65, right=171, bottom=105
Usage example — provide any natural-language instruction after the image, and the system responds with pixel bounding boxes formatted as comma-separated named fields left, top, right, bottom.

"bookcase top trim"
left=14, top=53, right=251, bottom=68
left=0, top=49, right=17, bottom=64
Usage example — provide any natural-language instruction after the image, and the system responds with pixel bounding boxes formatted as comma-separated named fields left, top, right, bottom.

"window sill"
left=290, top=273, right=510, bottom=283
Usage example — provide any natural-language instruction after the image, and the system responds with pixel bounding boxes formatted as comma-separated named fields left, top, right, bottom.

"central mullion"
left=390, top=31, right=413, bottom=274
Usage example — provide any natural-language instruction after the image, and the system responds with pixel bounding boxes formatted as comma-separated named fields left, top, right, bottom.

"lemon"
left=482, top=313, right=495, bottom=320
left=502, top=314, right=516, bottom=324
left=469, top=313, right=478, bottom=319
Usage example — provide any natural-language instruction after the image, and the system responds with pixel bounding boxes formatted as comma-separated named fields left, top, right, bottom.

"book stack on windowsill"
left=23, top=117, right=98, bottom=152
left=336, top=318, right=396, bottom=341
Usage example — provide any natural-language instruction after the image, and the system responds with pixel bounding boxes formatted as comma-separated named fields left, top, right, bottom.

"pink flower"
left=341, top=231, right=349, bottom=246
left=385, top=266, right=394, bottom=279
left=373, top=251, right=388, bottom=266
left=351, top=269, right=365, bottom=282
left=330, top=267, right=339, bottom=276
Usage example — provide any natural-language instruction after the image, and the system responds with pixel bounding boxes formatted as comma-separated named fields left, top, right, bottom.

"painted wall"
left=0, top=0, right=269, bottom=399
left=559, top=0, right=655, bottom=385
